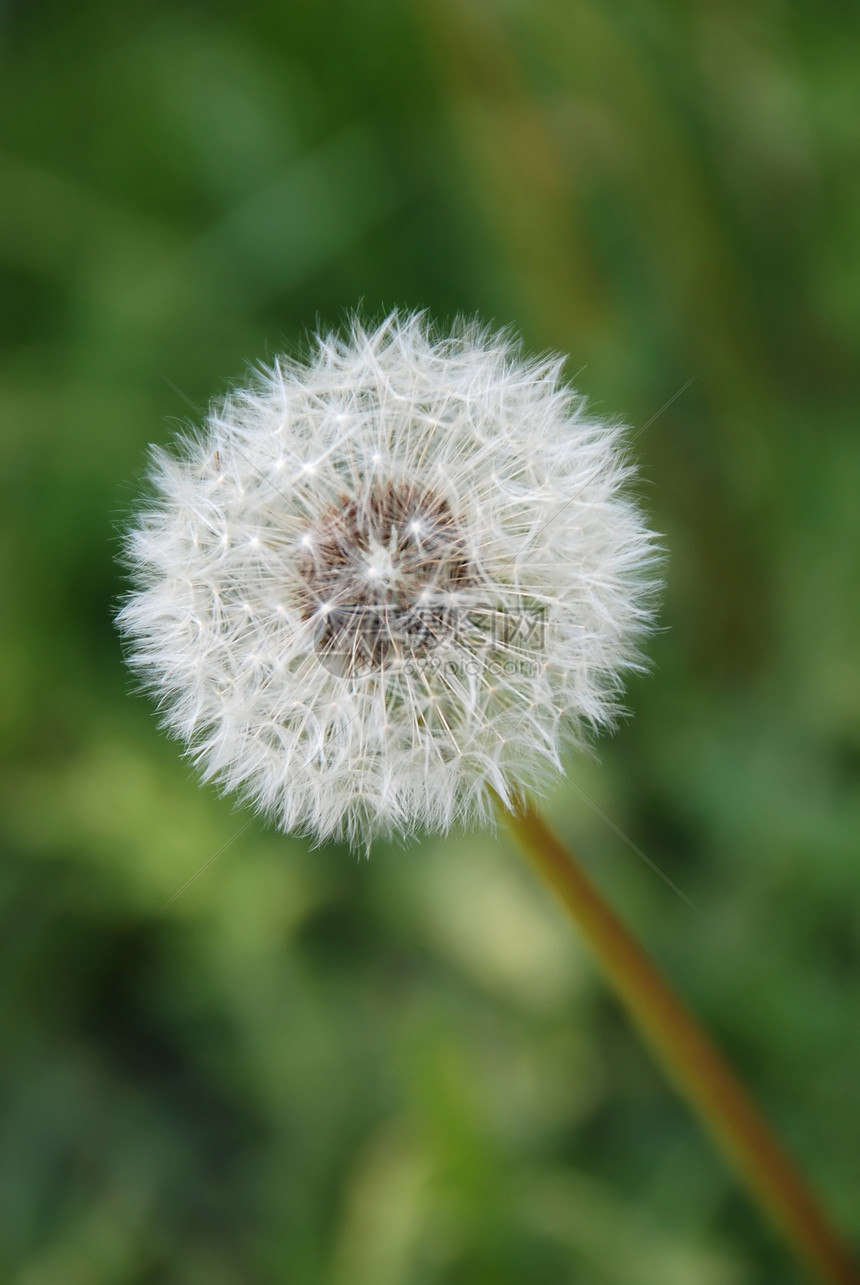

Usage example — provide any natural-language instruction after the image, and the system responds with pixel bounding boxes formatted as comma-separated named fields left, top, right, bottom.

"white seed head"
left=118, top=313, right=660, bottom=846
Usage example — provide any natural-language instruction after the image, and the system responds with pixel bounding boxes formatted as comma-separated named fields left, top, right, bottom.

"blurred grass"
left=1, top=1, right=859, bottom=1282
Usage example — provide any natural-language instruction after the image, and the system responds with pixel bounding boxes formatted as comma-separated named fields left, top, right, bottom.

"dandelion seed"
left=117, top=312, right=660, bottom=846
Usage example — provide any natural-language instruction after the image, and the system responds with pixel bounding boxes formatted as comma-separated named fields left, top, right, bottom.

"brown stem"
left=505, top=797, right=858, bottom=1285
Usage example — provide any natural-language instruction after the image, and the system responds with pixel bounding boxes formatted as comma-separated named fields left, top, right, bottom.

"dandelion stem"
left=505, top=797, right=858, bottom=1285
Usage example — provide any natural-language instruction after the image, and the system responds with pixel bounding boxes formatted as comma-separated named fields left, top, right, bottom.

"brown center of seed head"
left=298, top=480, right=473, bottom=675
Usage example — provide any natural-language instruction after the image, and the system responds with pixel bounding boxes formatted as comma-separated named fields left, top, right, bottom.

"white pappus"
left=118, top=313, right=661, bottom=846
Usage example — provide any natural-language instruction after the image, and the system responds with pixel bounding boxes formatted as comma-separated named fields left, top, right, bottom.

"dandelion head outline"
left=118, top=313, right=660, bottom=845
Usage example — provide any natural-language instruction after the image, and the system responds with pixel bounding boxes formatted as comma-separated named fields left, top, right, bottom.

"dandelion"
left=118, top=312, right=658, bottom=845
left=118, top=312, right=856, bottom=1284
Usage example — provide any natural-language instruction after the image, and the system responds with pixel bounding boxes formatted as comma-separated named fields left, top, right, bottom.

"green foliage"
left=1, top=1, right=858, bottom=1280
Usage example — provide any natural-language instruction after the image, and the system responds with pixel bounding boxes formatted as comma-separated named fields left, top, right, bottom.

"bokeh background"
left=2, top=2, right=859, bottom=1282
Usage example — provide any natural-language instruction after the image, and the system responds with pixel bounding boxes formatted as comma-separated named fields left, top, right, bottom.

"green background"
left=2, top=2, right=859, bottom=1281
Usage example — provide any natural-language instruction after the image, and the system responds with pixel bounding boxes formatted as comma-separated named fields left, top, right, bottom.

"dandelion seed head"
left=117, top=312, right=660, bottom=846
